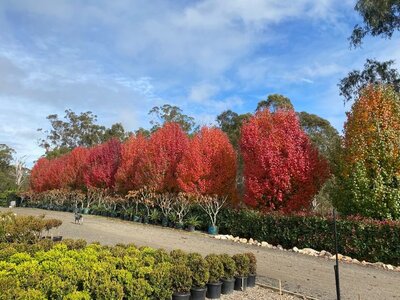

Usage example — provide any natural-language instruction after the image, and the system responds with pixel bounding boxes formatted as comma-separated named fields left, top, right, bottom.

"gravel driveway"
left=3, top=208, right=400, bottom=300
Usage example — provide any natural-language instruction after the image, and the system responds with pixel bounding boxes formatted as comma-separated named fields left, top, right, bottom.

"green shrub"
left=218, top=208, right=400, bottom=265
left=170, top=249, right=188, bottom=264
left=17, top=288, right=47, bottom=300
left=187, top=253, right=209, bottom=287
left=63, top=291, right=91, bottom=300
left=205, top=254, right=224, bottom=283
left=219, top=254, right=236, bottom=279
left=232, top=254, right=250, bottom=277
left=170, top=264, right=192, bottom=294
left=245, top=253, right=257, bottom=274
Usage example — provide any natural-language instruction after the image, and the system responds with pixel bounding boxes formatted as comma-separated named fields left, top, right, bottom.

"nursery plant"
left=171, top=264, right=193, bottom=300
left=205, top=254, right=224, bottom=299
left=187, top=253, right=209, bottom=300
left=219, top=254, right=237, bottom=294
left=232, top=253, right=250, bottom=291
left=244, top=252, right=257, bottom=287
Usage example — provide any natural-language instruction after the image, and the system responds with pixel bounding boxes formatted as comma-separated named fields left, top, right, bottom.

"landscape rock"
left=292, top=246, right=299, bottom=253
left=261, top=241, right=269, bottom=247
left=239, top=238, right=248, bottom=244
left=299, top=248, right=319, bottom=256
left=386, top=264, right=394, bottom=270
left=277, top=245, right=283, bottom=250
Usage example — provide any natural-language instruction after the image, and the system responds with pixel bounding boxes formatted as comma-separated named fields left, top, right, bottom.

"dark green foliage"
left=170, top=264, right=192, bottom=294
left=149, top=104, right=198, bottom=134
left=350, top=0, right=400, bottom=47
left=338, top=59, right=400, bottom=103
left=219, top=254, right=236, bottom=279
left=232, top=254, right=250, bottom=277
left=256, top=94, right=294, bottom=112
left=244, top=253, right=257, bottom=274
left=38, top=109, right=131, bottom=157
left=218, top=209, right=400, bottom=265
left=187, top=253, right=209, bottom=287
left=205, top=254, right=224, bottom=283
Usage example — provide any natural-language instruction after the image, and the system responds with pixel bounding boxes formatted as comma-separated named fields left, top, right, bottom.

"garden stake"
left=279, top=279, right=282, bottom=295
left=333, top=209, right=341, bottom=300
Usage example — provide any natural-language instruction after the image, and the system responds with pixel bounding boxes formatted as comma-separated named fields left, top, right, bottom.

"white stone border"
left=212, top=234, right=400, bottom=272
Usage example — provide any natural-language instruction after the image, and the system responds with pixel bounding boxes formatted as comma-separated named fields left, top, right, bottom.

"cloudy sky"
left=0, top=0, right=399, bottom=166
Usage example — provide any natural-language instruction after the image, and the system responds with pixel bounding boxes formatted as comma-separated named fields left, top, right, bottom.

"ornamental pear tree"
left=334, top=85, right=400, bottom=219
left=240, top=109, right=329, bottom=211
left=84, top=139, right=122, bottom=190
left=63, top=147, right=89, bottom=190
left=177, top=127, right=237, bottom=200
left=115, top=134, right=148, bottom=193
left=140, top=123, right=189, bottom=192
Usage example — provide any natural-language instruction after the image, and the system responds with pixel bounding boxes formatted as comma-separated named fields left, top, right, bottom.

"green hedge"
left=216, top=209, right=400, bottom=265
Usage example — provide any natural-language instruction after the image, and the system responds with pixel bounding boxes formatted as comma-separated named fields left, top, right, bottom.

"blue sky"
left=0, top=0, right=399, bottom=166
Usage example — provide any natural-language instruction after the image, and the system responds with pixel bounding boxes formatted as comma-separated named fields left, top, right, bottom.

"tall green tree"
left=148, top=104, right=198, bottom=134
left=338, top=59, right=400, bottom=103
left=256, top=94, right=294, bottom=112
left=298, top=112, right=341, bottom=173
left=0, top=144, right=17, bottom=199
left=216, top=110, right=251, bottom=149
left=38, top=109, right=131, bottom=157
left=350, top=0, right=400, bottom=47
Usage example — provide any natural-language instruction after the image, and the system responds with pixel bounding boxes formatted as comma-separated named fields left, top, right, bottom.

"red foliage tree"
left=30, top=156, right=67, bottom=192
left=84, top=139, right=122, bottom=190
left=240, top=110, right=329, bottom=212
left=177, top=127, right=237, bottom=199
left=63, top=147, right=89, bottom=190
left=140, top=123, right=189, bottom=192
left=115, top=134, right=148, bottom=193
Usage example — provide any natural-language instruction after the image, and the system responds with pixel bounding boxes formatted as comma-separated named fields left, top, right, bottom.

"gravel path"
left=3, top=208, right=400, bottom=300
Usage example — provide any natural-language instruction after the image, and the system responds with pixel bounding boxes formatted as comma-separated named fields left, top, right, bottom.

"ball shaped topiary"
left=170, top=249, right=189, bottom=265
left=188, top=253, right=210, bottom=287
left=219, top=254, right=236, bottom=279
left=244, top=252, right=257, bottom=274
left=205, top=254, right=224, bottom=283
left=171, top=263, right=193, bottom=294
left=232, top=254, right=250, bottom=277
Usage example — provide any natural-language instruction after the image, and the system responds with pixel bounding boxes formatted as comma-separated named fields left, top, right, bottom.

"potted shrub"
left=170, top=249, right=189, bottom=265
left=187, top=253, right=209, bottom=300
left=171, top=264, right=193, bottom=300
left=245, top=252, right=257, bottom=287
left=205, top=254, right=224, bottom=299
left=219, top=254, right=236, bottom=294
left=186, top=216, right=201, bottom=232
left=149, top=209, right=161, bottom=225
left=232, top=254, right=250, bottom=291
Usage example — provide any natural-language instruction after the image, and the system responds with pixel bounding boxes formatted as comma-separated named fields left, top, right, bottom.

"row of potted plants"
left=170, top=250, right=257, bottom=300
left=0, top=239, right=256, bottom=300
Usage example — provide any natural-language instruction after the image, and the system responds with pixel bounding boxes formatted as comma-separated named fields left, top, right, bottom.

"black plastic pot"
left=234, top=276, right=248, bottom=291
left=142, top=216, right=149, bottom=224
left=221, top=278, right=235, bottom=294
left=175, top=222, right=184, bottom=230
left=190, top=286, right=206, bottom=300
left=247, top=274, right=256, bottom=287
left=187, top=225, right=195, bottom=232
left=161, top=217, right=168, bottom=227
left=52, top=236, right=63, bottom=242
left=172, top=292, right=191, bottom=300
left=206, top=282, right=222, bottom=299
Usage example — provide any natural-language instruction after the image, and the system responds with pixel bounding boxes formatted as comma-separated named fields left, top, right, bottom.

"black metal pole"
left=333, top=209, right=341, bottom=300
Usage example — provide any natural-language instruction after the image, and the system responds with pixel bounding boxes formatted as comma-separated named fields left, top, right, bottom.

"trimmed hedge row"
left=216, top=209, right=400, bottom=266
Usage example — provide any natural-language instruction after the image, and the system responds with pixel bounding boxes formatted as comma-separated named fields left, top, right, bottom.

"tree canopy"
left=350, top=0, right=400, bottom=47
left=149, top=104, right=198, bottom=134
left=338, top=59, right=400, bottom=103
left=38, top=109, right=131, bottom=157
